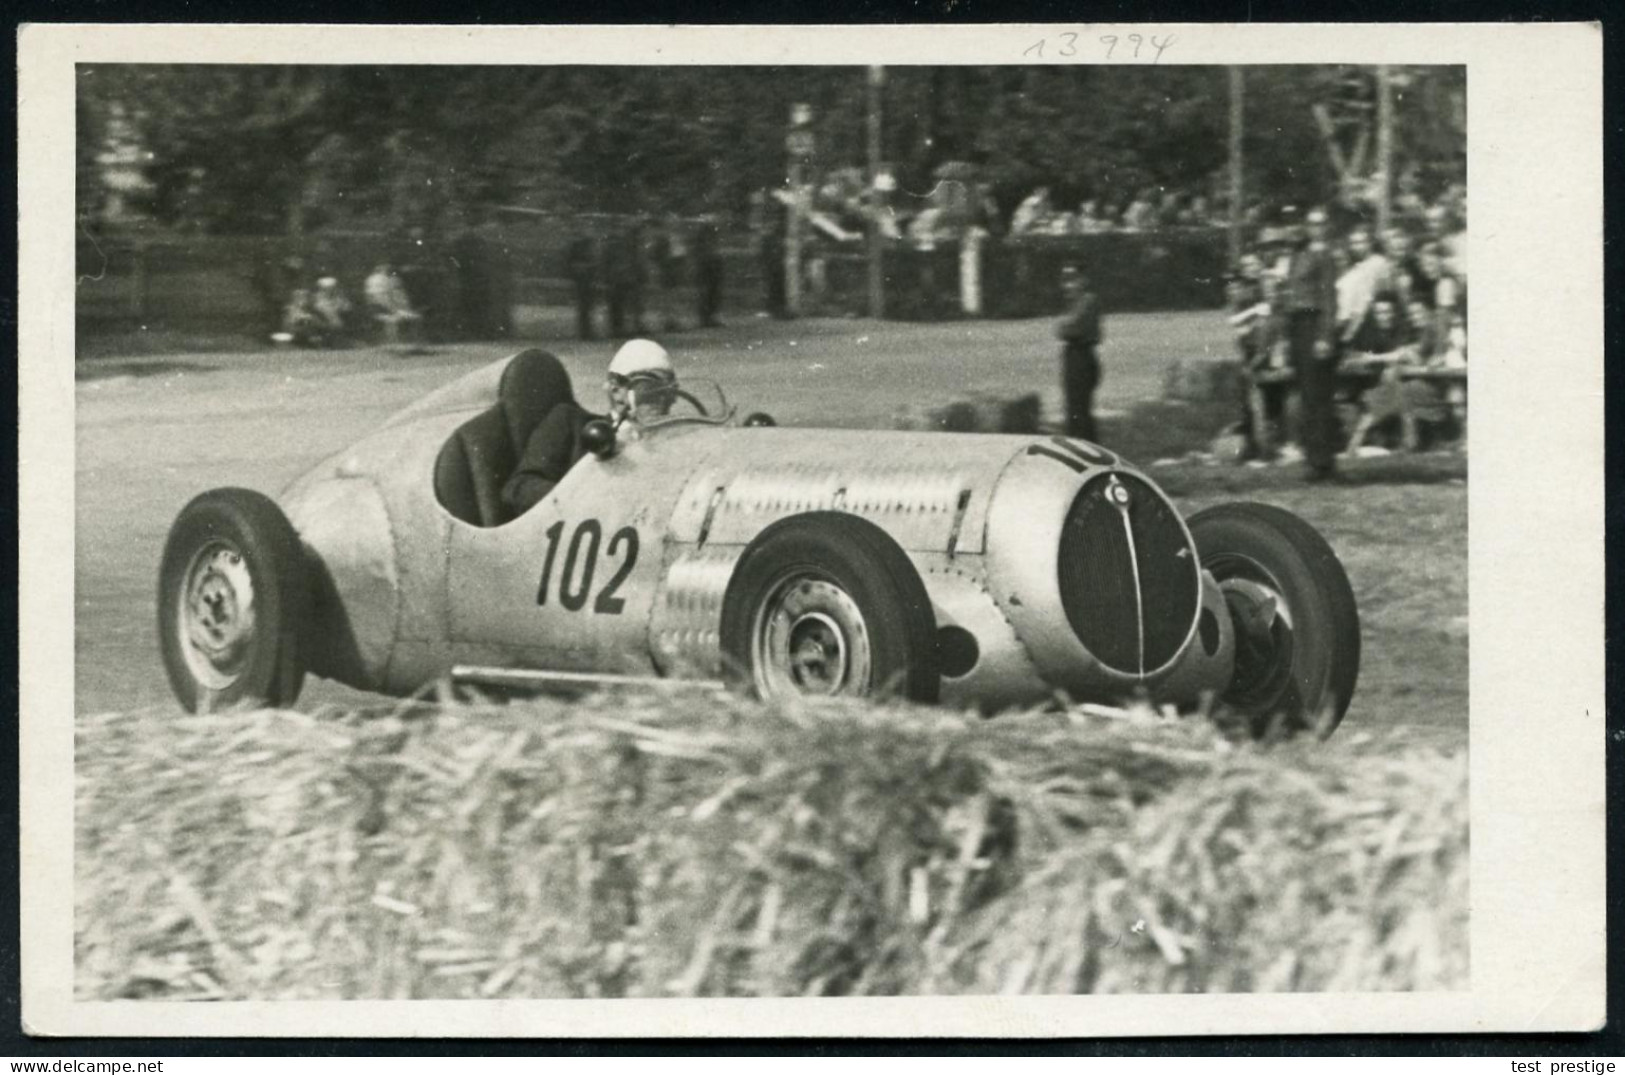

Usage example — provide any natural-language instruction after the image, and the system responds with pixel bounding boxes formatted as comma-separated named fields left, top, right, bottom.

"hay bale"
left=892, top=391, right=1043, bottom=434
left=76, top=696, right=1467, bottom=1000
left=1163, top=359, right=1245, bottom=405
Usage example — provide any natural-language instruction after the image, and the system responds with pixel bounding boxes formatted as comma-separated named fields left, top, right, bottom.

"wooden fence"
left=75, top=223, right=1229, bottom=340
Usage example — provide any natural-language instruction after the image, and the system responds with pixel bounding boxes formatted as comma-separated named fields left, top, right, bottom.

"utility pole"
left=1374, top=64, right=1394, bottom=234
left=866, top=66, right=886, bottom=319
left=1227, top=66, right=1245, bottom=265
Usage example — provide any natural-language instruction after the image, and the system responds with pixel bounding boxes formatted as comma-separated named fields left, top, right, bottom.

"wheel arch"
left=718, top=509, right=943, bottom=703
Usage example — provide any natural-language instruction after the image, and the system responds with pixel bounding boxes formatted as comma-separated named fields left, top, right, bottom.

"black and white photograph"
left=18, top=23, right=1604, bottom=1038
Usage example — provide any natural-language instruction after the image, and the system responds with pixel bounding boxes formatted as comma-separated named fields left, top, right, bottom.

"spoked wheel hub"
left=179, top=541, right=258, bottom=692
left=752, top=575, right=873, bottom=698
left=1209, top=553, right=1296, bottom=713
left=1186, top=502, right=1361, bottom=739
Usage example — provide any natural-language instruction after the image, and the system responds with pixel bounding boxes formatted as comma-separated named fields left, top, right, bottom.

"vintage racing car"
left=159, top=348, right=1360, bottom=735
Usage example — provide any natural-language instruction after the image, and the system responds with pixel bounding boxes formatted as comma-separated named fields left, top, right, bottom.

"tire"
left=157, top=488, right=310, bottom=713
left=720, top=513, right=940, bottom=703
left=1186, top=502, right=1360, bottom=738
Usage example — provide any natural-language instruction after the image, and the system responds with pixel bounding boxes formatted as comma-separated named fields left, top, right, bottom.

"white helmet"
left=608, top=339, right=674, bottom=383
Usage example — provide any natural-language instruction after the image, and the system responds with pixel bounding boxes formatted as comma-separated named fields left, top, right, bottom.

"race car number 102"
left=536, top=519, right=640, bottom=614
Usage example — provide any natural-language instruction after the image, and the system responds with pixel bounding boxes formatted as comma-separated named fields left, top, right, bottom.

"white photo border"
left=20, top=21, right=1606, bottom=1038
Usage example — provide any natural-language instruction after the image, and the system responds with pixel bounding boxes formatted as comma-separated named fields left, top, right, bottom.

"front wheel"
left=157, top=488, right=310, bottom=713
left=1187, top=502, right=1361, bottom=738
left=720, top=513, right=940, bottom=703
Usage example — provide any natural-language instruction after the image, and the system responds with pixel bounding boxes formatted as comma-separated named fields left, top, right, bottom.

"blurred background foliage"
left=76, top=64, right=1466, bottom=237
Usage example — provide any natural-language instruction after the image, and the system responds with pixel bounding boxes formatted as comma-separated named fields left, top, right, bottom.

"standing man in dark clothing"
left=755, top=191, right=789, bottom=319
left=1284, top=207, right=1343, bottom=481
left=693, top=215, right=725, bottom=327
left=1056, top=264, right=1104, bottom=443
left=399, top=227, right=440, bottom=340
left=564, top=233, right=600, bottom=340
left=449, top=227, right=485, bottom=341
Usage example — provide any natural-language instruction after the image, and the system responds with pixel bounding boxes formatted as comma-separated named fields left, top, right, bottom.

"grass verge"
left=77, top=694, right=1466, bottom=1000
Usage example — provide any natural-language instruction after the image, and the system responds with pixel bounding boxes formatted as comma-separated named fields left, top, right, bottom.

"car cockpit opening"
left=432, top=349, right=578, bottom=528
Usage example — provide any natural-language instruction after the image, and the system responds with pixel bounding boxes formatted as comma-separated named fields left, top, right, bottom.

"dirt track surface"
left=75, top=312, right=1466, bottom=746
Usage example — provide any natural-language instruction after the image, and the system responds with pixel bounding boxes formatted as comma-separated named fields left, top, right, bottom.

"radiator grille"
left=1057, top=473, right=1200, bottom=675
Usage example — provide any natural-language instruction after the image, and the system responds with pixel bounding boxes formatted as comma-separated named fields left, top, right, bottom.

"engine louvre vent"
left=1057, top=473, right=1200, bottom=676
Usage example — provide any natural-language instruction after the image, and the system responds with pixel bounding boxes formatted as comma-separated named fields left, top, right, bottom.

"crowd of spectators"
left=261, top=225, right=524, bottom=351
left=562, top=215, right=727, bottom=340
left=1008, top=184, right=1224, bottom=238
left=1225, top=186, right=1467, bottom=461
left=273, top=262, right=425, bottom=350
left=792, top=173, right=1233, bottom=246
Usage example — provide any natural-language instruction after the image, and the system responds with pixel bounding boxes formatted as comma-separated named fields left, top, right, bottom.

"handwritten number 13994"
left=1023, top=33, right=1175, bottom=62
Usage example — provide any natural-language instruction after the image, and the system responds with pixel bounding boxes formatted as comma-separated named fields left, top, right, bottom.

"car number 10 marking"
left=536, top=520, right=640, bottom=614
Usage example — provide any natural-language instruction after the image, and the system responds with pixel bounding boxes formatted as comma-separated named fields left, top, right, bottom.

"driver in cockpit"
left=501, top=338, right=678, bottom=516
left=604, top=338, right=679, bottom=433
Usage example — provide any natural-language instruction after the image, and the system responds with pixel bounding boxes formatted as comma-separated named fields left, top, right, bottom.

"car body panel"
left=276, top=352, right=1236, bottom=709
left=444, top=427, right=712, bottom=676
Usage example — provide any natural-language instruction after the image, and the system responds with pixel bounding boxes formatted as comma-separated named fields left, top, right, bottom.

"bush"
left=76, top=693, right=1466, bottom=999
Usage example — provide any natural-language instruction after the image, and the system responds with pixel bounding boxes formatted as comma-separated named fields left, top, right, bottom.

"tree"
left=75, top=64, right=1461, bottom=237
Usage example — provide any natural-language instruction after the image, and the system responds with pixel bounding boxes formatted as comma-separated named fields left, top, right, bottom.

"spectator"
left=1122, top=189, right=1157, bottom=231
left=563, top=232, right=600, bottom=341
left=693, top=215, right=725, bottom=328
left=257, top=252, right=306, bottom=338
left=1441, top=200, right=1468, bottom=280
left=1346, top=294, right=1442, bottom=455
left=397, top=227, right=441, bottom=340
left=364, top=262, right=423, bottom=348
left=1423, top=205, right=1457, bottom=258
left=1077, top=199, right=1109, bottom=234
left=1238, top=250, right=1267, bottom=285
left=1415, top=241, right=1463, bottom=345
left=1393, top=167, right=1428, bottom=222
left=1348, top=292, right=1406, bottom=355
left=1254, top=224, right=1294, bottom=282
left=971, top=183, right=1004, bottom=238
left=1442, top=311, right=1469, bottom=369
left=1336, top=225, right=1395, bottom=346
left=756, top=194, right=789, bottom=320
left=1010, top=187, right=1052, bottom=236
left=450, top=225, right=514, bottom=342
left=1404, top=297, right=1443, bottom=362
left=1283, top=207, right=1343, bottom=482
left=311, top=277, right=353, bottom=346
left=1381, top=223, right=1419, bottom=306
left=1056, top=265, right=1105, bottom=443
left=278, top=287, right=322, bottom=347
left=908, top=206, right=945, bottom=248
left=1329, top=241, right=1353, bottom=279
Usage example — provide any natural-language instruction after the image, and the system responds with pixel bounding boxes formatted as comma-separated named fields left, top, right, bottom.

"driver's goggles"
left=606, top=373, right=673, bottom=392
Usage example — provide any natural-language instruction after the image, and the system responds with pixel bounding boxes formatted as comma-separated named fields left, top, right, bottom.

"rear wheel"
left=1187, top=502, right=1360, bottom=738
left=158, top=488, right=309, bottom=713
left=721, top=513, right=940, bottom=703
